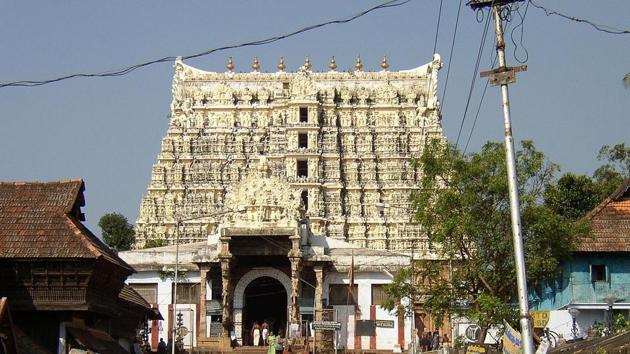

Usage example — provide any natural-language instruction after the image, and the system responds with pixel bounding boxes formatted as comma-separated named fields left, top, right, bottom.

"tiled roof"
left=577, top=178, right=630, bottom=252
left=118, top=284, right=150, bottom=309
left=0, top=180, right=133, bottom=271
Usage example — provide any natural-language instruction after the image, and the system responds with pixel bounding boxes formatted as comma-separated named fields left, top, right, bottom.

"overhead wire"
left=432, top=0, right=445, bottom=54
left=454, top=3, right=494, bottom=149
left=463, top=7, right=518, bottom=155
left=529, top=0, right=630, bottom=35
left=439, top=0, right=464, bottom=109
left=0, top=0, right=410, bottom=89
left=510, top=0, right=530, bottom=64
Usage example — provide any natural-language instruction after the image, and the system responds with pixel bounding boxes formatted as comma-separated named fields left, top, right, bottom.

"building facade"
left=0, top=180, right=157, bottom=354
left=134, top=55, right=444, bottom=252
left=121, top=157, right=412, bottom=351
left=530, top=179, right=630, bottom=339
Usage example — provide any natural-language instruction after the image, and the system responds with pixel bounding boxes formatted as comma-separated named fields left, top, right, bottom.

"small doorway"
left=243, top=276, right=288, bottom=345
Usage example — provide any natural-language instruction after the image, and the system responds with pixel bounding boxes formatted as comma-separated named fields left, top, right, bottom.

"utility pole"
left=468, top=1, right=534, bottom=353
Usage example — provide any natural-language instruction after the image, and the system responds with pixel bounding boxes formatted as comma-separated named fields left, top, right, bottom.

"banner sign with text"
left=375, top=320, right=395, bottom=328
left=502, top=321, right=522, bottom=354
left=313, top=321, right=342, bottom=331
left=530, top=311, right=550, bottom=329
left=465, top=343, right=493, bottom=354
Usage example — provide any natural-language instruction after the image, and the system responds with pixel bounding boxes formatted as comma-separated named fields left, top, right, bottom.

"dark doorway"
left=243, top=276, right=287, bottom=345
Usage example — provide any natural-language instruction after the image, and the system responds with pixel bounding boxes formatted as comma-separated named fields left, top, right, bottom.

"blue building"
left=531, top=179, right=630, bottom=336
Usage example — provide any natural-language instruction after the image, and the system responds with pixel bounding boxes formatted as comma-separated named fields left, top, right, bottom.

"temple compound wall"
left=134, top=56, right=445, bottom=252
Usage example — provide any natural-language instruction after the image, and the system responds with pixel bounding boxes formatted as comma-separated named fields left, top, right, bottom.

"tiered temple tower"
left=134, top=55, right=445, bottom=251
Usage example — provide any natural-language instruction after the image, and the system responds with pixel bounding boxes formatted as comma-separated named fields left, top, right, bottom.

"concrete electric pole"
left=467, top=1, right=534, bottom=353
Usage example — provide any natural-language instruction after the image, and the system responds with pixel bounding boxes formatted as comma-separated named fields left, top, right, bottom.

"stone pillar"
left=289, top=257, right=302, bottom=322
left=220, top=259, right=231, bottom=335
left=199, top=266, right=209, bottom=339
left=219, top=233, right=232, bottom=338
left=288, top=232, right=303, bottom=323
left=314, top=266, right=324, bottom=321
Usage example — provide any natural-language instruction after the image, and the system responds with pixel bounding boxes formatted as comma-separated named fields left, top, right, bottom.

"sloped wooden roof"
left=118, top=284, right=150, bottom=309
left=577, top=178, right=630, bottom=252
left=0, top=180, right=133, bottom=272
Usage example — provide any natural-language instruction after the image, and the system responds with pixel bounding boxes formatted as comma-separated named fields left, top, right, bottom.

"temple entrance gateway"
left=233, top=267, right=293, bottom=345
left=243, top=277, right=288, bottom=345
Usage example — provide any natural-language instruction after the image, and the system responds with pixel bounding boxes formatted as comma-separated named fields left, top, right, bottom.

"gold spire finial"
left=252, top=57, right=260, bottom=72
left=329, top=56, right=337, bottom=71
left=381, top=55, right=390, bottom=71
left=226, top=57, right=234, bottom=72
left=303, top=56, right=312, bottom=70
left=277, top=57, right=286, bottom=72
left=355, top=55, right=363, bottom=71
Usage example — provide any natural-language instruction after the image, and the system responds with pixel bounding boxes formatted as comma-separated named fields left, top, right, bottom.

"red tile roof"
left=0, top=180, right=132, bottom=271
left=577, top=178, right=630, bottom=252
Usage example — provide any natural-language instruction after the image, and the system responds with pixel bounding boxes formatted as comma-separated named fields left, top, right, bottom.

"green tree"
left=593, top=143, right=630, bottom=199
left=98, top=212, right=135, bottom=251
left=383, top=140, right=588, bottom=339
left=544, top=173, right=601, bottom=219
left=144, top=238, right=169, bottom=248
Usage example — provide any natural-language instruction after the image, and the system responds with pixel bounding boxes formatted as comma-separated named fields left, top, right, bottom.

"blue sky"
left=1, top=0, right=628, bottom=235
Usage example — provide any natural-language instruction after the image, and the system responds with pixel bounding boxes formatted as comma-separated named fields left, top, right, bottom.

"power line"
left=454, top=5, right=494, bottom=149
left=432, top=0, right=445, bottom=54
left=529, top=0, right=630, bottom=35
left=463, top=59, right=493, bottom=155
left=439, top=0, right=464, bottom=109
left=0, top=0, right=410, bottom=89
left=509, top=0, right=530, bottom=64
left=463, top=14, right=516, bottom=155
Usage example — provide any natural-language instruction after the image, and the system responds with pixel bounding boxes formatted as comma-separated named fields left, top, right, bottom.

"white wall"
left=324, top=271, right=408, bottom=351
left=126, top=271, right=201, bottom=345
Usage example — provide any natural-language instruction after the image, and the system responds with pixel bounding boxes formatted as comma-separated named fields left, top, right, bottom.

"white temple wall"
left=125, top=270, right=201, bottom=347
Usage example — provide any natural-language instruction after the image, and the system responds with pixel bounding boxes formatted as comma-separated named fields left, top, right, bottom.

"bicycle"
left=541, top=327, right=560, bottom=348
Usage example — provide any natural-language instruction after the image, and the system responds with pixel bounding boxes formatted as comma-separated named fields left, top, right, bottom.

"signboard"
left=375, top=320, right=395, bottom=328
left=355, top=320, right=376, bottom=336
left=312, top=321, right=342, bottom=331
left=465, top=344, right=493, bottom=354
left=530, top=311, right=550, bottom=329
left=206, top=300, right=222, bottom=315
left=176, top=326, right=189, bottom=337
left=208, top=322, right=224, bottom=337
left=502, top=321, right=522, bottom=354
left=289, top=323, right=301, bottom=339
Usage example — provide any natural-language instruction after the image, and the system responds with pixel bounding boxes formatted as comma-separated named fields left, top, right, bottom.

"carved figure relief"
left=134, top=59, right=444, bottom=249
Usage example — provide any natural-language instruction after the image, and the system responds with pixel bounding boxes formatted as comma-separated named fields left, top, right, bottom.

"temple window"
left=328, top=284, right=358, bottom=305
left=297, top=160, right=308, bottom=178
left=299, top=107, right=308, bottom=123
left=172, top=282, right=201, bottom=305
left=301, top=190, right=309, bottom=211
left=298, top=133, right=308, bottom=148
left=371, top=284, right=386, bottom=306
left=129, top=283, right=158, bottom=304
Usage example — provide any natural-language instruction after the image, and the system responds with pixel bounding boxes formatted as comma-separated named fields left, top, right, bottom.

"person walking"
left=252, top=322, right=261, bottom=346
left=157, top=337, right=167, bottom=354
left=262, top=321, right=270, bottom=345
left=267, top=331, right=276, bottom=354
left=431, top=331, right=440, bottom=350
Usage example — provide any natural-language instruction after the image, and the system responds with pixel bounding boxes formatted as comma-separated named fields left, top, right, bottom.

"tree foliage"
left=544, top=143, right=629, bottom=220
left=144, top=238, right=169, bottom=248
left=98, top=212, right=135, bottom=251
left=593, top=143, right=630, bottom=198
left=544, top=173, right=601, bottom=219
left=383, top=140, right=589, bottom=336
